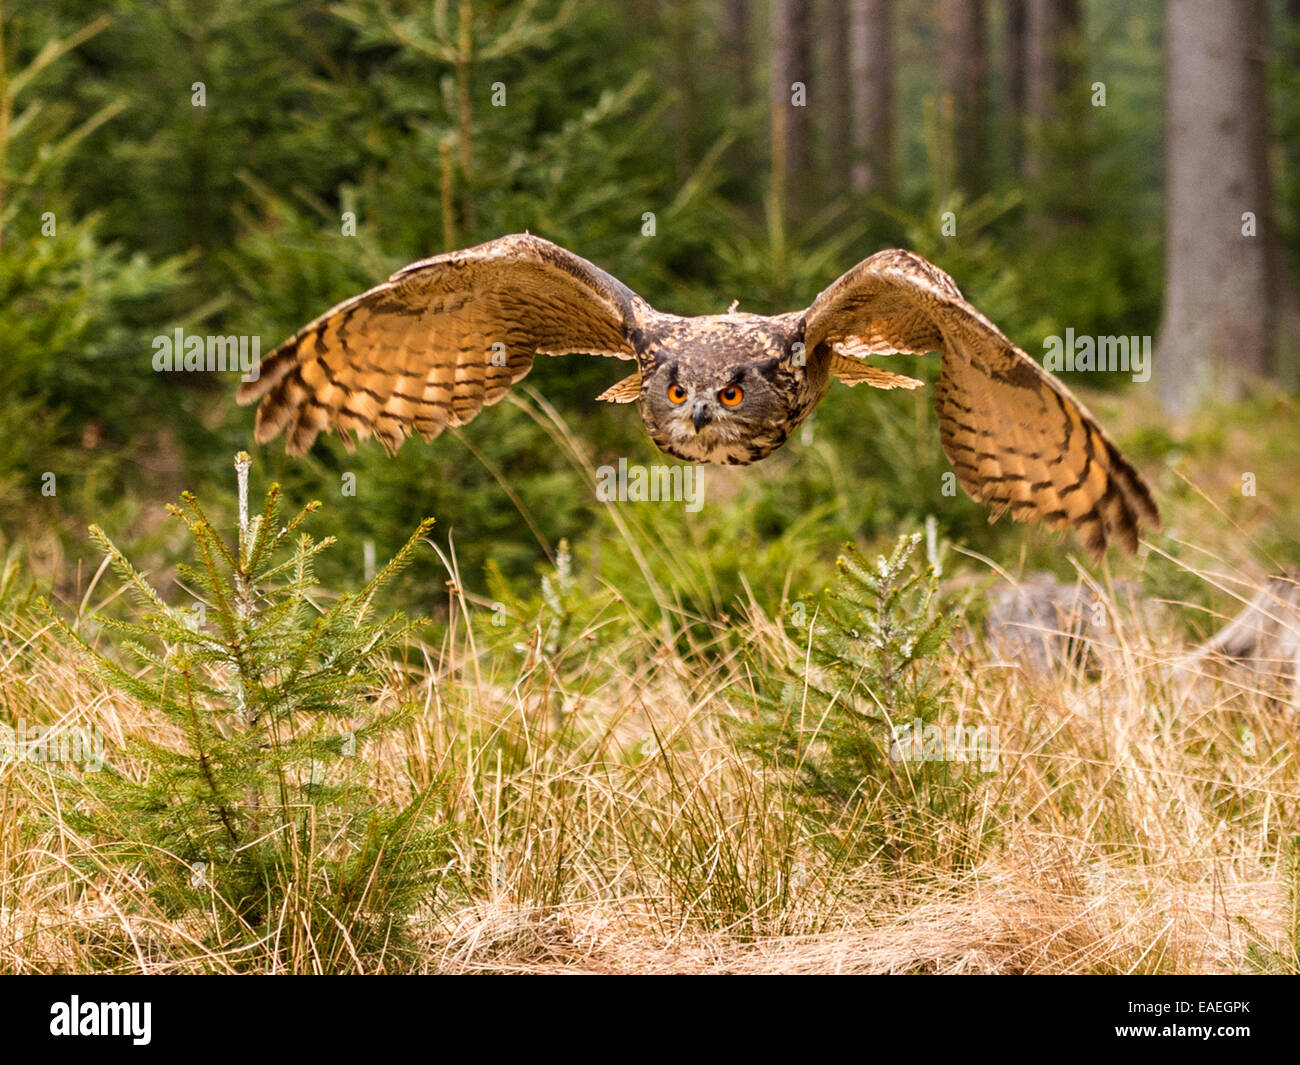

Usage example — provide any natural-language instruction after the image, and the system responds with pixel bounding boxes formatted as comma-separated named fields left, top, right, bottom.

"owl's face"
left=636, top=314, right=819, bottom=466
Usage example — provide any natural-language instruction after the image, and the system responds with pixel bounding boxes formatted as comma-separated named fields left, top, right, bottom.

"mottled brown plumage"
left=238, top=234, right=1160, bottom=556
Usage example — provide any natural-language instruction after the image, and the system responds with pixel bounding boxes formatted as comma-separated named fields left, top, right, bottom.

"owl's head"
left=638, top=314, right=813, bottom=464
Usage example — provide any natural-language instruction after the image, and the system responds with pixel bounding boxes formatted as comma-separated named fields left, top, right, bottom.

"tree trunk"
left=1156, top=0, right=1278, bottom=415
left=848, top=0, right=893, bottom=196
left=1023, top=0, right=1081, bottom=180
left=720, top=0, right=752, bottom=107
left=1283, top=0, right=1300, bottom=389
left=825, top=0, right=852, bottom=192
left=1003, top=0, right=1026, bottom=176
left=671, top=0, right=696, bottom=182
left=939, top=0, right=988, bottom=197
left=771, top=0, right=813, bottom=216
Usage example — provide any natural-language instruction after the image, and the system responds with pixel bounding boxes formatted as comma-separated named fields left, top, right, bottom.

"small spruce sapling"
left=46, top=453, right=448, bottom=969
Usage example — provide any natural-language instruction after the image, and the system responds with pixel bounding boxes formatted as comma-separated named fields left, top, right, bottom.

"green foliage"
left=6, top=0, right=1184, bottom=589
left=480, top=538, right=633, bottom=720
left=196, top=0, right=725, bottom=588
left=3, top=0, right=1298, bottom=977
left=743, top=533, right=991, bottom=870
left=44, top=455, right=448, bottom=971
left=1238, top=836, right=1300, bottom=975
left=0, top=11, right=188, bottom=542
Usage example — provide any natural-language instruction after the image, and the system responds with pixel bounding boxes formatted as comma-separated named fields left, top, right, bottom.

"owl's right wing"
left=803, top=248, right=1160, bottom=557
left=238, top=233, right=654, bottom=455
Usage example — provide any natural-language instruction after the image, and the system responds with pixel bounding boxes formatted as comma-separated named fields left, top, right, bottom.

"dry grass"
left=2, top=391, right=1297, bottom=974
left=1, top=543, right=1296, bottom=975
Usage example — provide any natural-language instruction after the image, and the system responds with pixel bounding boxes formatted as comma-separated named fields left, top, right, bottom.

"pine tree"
left=0, top=8, right=188, bottom=542
left=46, top=454, right=448, bottom=972
left=743, top=533, right=991, bottom=868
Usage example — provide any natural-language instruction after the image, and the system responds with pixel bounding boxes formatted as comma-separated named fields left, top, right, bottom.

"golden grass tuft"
left=2, top=541, right=1296, bottom=974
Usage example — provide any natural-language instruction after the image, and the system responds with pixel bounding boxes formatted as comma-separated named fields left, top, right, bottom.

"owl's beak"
left=691, top=402, right=712, bottom=433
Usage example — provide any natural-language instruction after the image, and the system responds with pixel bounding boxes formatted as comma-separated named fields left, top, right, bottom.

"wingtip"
left=251, top=405, right=284, bottom=447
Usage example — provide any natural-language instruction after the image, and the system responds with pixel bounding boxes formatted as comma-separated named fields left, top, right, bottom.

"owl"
left=238, top=233, right=1160, bottom=555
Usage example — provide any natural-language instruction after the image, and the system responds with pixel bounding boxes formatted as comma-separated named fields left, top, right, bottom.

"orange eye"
left=667, top=383, right=688, bottom=404
left=718, top=386, right=744, bottom=407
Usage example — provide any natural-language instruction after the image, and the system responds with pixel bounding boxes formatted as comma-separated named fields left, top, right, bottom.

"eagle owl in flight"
left=238, top=234, right=1159, bottom=555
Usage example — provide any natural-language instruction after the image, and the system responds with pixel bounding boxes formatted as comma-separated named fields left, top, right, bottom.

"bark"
left=771, top=0, right=813, bottom=215
left=939, top=0, right=988, bottom=196
left=720, top=0, right=752, bottom=106
left=671, top=0, right=696, bottom=181
left=1156, top=0, right=1278, bottom=414
left=848, top=0, right=893, bottom=195
left=1023, top=0, right=1081, bottom=180
left=1003, top=0, right=1026, bottom=175
left=826, top=0, right=852, bottom=188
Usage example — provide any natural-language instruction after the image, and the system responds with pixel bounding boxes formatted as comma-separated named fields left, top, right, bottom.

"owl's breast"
left=650, top=428, right=788, bottom=466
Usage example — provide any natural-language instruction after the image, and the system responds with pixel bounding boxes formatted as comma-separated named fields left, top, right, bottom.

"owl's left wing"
left=803, top=249, right=1160, bottom=556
